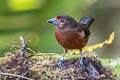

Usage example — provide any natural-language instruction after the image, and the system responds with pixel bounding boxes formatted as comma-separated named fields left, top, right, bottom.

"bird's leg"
left=79, top=51, right=85, bottom=70
left=58, top=49, right=67, bottom=68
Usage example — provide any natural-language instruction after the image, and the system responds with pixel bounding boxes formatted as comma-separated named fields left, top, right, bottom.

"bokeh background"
left=0, top=0, right=119, bottom=57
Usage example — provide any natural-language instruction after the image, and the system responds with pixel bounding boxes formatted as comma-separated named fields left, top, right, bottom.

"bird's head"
left=47, top=15, right=77, bottom=28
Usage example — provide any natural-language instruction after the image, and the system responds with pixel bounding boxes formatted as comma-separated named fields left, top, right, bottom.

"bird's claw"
left=79, top=63, right=85, bottom=71
left=79, top=64, right=85, bottom=70
left=58, top=60, right=65, bottom=68
left=79, top=57, right=85, bottom=70
left=58, top=56, right=65, bottom=68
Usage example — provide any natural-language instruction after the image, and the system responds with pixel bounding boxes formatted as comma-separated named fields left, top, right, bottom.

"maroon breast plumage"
left=55, top=27, right=89, bottom=50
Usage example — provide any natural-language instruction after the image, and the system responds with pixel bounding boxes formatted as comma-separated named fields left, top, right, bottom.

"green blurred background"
left=0, top=0, right=119, bottom=57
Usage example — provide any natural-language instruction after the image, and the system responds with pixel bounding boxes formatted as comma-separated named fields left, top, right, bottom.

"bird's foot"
left=58, top=56, right=65, bottom=68
left=79, top=57, right=85, bottom=71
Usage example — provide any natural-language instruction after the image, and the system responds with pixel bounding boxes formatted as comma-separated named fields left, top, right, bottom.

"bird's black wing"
left=83, top=27, right=90, bottom=38
left=75, top=23, right=90, bottom=38
left=79, top=16, right=95, bottom=38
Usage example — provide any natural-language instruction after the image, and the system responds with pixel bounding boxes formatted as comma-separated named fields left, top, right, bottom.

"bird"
left=47, top=15, right=95, bottom=69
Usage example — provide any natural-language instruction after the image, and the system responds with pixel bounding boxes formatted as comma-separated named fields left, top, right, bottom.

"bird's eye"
left=60, top=19, right=64, bottom=22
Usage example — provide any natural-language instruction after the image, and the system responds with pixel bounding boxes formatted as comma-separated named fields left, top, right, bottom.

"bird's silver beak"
left=47, top=18, right=60, bottom=25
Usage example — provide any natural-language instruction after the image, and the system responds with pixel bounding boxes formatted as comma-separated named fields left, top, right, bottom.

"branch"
left=0, top=72, right=33, bottom=80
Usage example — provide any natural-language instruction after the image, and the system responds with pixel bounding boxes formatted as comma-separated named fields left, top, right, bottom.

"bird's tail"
left=80, top=16, right=95, bottom=27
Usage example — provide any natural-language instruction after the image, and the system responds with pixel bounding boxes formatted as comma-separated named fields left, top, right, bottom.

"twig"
left=19, top=36, right=31, bottom=57
left=26, top=48, right=37, bottom=53
left=2, top=44, right=20, bottom=48
left=0, top=72, right=33, bottom=80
